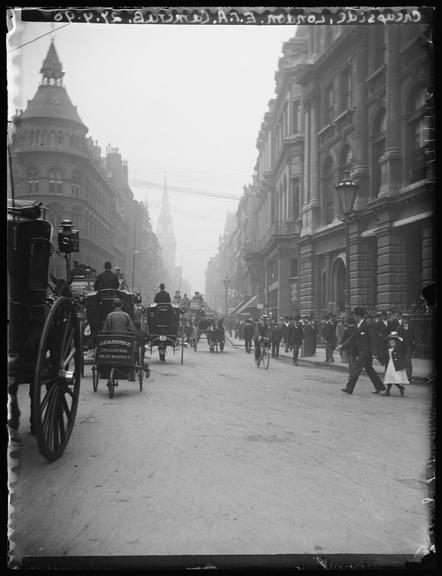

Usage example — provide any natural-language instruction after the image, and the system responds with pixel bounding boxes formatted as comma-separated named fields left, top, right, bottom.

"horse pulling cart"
left=8, top=200, right=82, bottom=461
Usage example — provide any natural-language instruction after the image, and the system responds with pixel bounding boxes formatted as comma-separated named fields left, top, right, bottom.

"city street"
left=9, top=338, right=433, bottom=565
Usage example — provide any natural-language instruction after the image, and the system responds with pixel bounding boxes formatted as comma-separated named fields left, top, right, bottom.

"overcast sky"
left=8, top=10, right=296, bottom=292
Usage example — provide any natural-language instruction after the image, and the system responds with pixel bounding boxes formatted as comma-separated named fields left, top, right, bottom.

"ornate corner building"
left=8, top=40, right=164, bottom=301
left=208, top=23, right=434, bottom=333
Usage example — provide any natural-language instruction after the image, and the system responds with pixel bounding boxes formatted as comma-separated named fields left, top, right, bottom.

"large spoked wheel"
left=107, top=367, right=117, bottom=399
left=92, top=366, right=99, bottom=392
left=33, top=297, right=81, bottom=462
left=262, top=346, right=270, bottom=370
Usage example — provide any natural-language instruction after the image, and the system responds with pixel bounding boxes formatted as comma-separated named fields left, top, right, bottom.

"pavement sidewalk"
left=225, top=334, right=435, bottom=384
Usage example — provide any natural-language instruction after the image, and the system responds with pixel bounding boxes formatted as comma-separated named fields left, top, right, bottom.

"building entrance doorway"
left=331, top=257, right=346, bottom=313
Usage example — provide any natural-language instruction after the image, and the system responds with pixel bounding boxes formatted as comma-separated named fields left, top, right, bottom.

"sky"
left=7, top=9, right=296, bottom=292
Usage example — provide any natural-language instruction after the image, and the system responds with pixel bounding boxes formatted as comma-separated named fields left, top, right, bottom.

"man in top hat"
left=94, top=261, right=120, bottom=291
left=340, top=306, right=386, bottom=395
left=154, top=283, right=171, bottom=304
left=322, top=314, right=337, bottom=364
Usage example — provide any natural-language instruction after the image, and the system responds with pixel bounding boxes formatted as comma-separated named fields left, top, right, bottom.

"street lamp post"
left=335, top=171, right=359, bottom=318
left=223, top=276, right=229, bottom=317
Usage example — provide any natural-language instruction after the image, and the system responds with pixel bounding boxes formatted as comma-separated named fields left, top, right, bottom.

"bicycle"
left=254, top=337, right=270, bottom=369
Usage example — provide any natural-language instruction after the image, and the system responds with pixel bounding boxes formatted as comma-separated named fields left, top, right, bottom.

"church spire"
left=40, top=39, right=65, bottom=86
left=157, top=172, right=176, bottom=272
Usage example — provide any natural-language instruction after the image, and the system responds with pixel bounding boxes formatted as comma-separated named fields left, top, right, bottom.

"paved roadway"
left=9, top=338, right=433, bottom=567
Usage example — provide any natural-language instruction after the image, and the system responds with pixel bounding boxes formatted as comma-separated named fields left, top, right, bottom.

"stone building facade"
left=9, top=40, right=164, bottom=302
left=206, top=23, right=434, bottom=324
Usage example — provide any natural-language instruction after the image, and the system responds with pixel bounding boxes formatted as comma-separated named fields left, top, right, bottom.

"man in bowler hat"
left=340, top=307, right=386, bottom=395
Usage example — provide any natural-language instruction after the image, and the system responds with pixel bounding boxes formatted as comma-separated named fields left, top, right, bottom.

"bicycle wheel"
left=92, top=366, right=98, bottom=392
left=262, top=347, right=270, bottom=370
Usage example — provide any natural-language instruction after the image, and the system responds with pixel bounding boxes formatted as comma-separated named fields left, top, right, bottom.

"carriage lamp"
left=58, top=219, right=80, bottom=254
left=335, top=170, right=358, bottom=317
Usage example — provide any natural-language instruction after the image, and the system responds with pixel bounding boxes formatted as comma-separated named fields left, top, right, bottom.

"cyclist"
left=254, top=315, right=270, bottom=363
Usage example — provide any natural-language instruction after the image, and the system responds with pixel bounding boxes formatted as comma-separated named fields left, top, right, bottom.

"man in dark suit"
left=288, top=316, right=304, bottom=366
left=94, top=261, right=120, bottom=291
left=154, top=283, right=171, bottom=304
left=397, top=313, right=416, bottom=381
left=341, top=307, right=386, bottom=395
left=322, top=314, right=337, bottom=364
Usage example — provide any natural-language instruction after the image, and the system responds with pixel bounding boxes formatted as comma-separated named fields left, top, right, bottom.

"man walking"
left=397, top=313, right=416, bottom=382
left=341, top=307, right=386, bottom=395
left=289, top=316, right=304, bottom=366
left=270, top=321, right=282, bottom=358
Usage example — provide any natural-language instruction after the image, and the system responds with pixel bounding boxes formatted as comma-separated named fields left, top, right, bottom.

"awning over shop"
left=235, top=294, right=258, bottom=315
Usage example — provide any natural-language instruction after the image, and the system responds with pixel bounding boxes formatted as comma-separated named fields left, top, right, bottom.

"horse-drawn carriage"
left=144, top=302, right=184, bottom=362
left=84, top=288, right=148, bottom=397
left=8, top=200, right=82, bottom=461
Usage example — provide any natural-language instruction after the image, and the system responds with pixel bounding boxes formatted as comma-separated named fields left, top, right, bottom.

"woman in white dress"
left=382, top=332, right=409, bottom=396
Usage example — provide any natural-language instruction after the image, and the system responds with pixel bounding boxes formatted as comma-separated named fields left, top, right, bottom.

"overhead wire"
left=8, top=23, right=71, bottom=52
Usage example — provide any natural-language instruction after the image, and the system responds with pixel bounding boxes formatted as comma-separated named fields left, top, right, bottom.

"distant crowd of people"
left=225, top=306, right=420, bottom=396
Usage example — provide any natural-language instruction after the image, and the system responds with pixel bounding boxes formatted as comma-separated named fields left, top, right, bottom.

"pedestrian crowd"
left=227, top=305, right=418, bottom=397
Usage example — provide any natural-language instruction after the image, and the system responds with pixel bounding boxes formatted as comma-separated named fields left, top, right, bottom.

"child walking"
left=382, top=332, right=409, bottom=396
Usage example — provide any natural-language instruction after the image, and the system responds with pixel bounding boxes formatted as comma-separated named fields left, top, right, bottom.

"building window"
left=340, top=67, right=352, bottom=112
left=290, top=258, right=298, bottom=278
left=291, top=177, right=300, bottom=219
left=291, top=100, right=300, bottom=134
left=371, top=109, right=386, bottom=197
left=49, top=169, right=63, bottom=194
left=26, top=168, right=39, bottom=194
left=408, top=87, right=427, bottom=184
left=72, top=171, right=81, bottom=196
left=323, top=84, right=334, bottom=125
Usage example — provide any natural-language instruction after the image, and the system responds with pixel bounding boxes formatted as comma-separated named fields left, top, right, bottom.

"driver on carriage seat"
left=154, top=283, right=171, bottom=304
left=94, top=261, right=119, bottom=291
left=102, top=299, right=136, bottom=332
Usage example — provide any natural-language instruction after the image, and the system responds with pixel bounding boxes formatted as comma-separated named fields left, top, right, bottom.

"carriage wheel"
left=107, top=367, right=117, bottom=399
left=138, top=346, right=144, bottom=390
left=92, top=366, right=99, bottom=392
left=262, top=346, right=270, bottom=370
left=33, top=297, right=81, bottom=462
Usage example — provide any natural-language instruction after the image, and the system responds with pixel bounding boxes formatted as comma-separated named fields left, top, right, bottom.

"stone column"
left=298, top=240, right=316, bottom=314
left=309, top=93, right=321, bottom=230
left=421, top=221, right=433, bottom=285
left=278, top=245, right=291, bottom=318
left=376, top=219, right=407, bottom=309
left=379, top=26, right=403, bottom=197
left=351, top=36, right=370, bottom=209
left=349, top=220, right=377, bottom=309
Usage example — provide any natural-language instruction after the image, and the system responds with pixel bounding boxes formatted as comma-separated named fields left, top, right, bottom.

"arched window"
left=371, top=109, right=386, bottom=197
left=26, top=167, right=39, bottom=194
left=322, top=156, right=335, bottom=225
left=407, top=87, right=427, bottom=183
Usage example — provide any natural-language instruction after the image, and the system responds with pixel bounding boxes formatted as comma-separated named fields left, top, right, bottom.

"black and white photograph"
left=7, top=6, right=436, bottom=571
